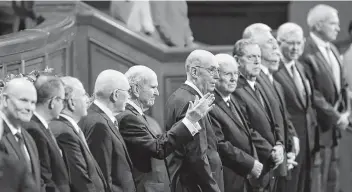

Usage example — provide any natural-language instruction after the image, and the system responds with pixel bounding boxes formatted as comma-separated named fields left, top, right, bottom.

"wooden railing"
left=0, top=2, right=232, bottom=127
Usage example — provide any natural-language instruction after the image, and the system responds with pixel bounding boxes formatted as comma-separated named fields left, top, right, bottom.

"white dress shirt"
left=60, top=114, right=81, bottom=134
left=34, top=112, right=49, bottom=129
left=246, top=79, right=256, bottom=91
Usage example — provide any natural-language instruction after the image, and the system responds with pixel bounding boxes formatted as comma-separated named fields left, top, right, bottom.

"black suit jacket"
left=25, top=115, right=70, bottom=192
left=0, top=121, right=42, bottom=192
left=165, top=84, right=222, bottom=192
left=117, top=103, right=194, bottom=192
left=79, top=104, right=135, bottom=192
left=233, top=76, right=279, bottom=148
left=0, top=151, right=37, bottom=192
left=299, top=36, right=349, bottom=147
left=50, top=116, right=108, bottom=192
left=274, top=61, right=319, bottom=153
left=209, top=90, right=271, bottom=192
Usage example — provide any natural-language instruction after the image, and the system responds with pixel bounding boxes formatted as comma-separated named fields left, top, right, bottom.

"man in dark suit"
left=232, top=39, right=285, bottom=192
left=243, top=24, right=300, bottom=189
left=0, top=78, right=42, bottom=191
left=165, top=49, right=223, bottom=192
left=24, top=76, right=70, bottom=192
left=78, top=70, right=135, bottom=192
left=209, top=53, right=269, bottom=192
left=117, top=65, right=215, bottom=192
left=275, top=22, right=321, bottom=192
left=50, top=76, right=109, bottom=192
left=299, top=4, right=350, bottom=192
left=0, top=107, right=36, bottom=192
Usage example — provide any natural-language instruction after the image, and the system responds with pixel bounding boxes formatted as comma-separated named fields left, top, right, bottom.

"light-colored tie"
left=291, top=64, right=306, bottom=105
left=325, top=45, right=341, bottom=91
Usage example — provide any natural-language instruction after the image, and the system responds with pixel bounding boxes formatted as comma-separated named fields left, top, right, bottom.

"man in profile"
left=118, top=65, right=215, bottom=192
left=51, top=76, right=109, bottom=192
left=25, top=76, right=70, bottom=192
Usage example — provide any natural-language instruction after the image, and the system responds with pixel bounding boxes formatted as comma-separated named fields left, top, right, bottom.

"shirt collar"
left=260, top=64, right=270, bottom=76
left=127, top=100, right=144, bottom=115
left=310, top=32, right=330, bottom=48
left=216, top=89, right=230, bottom=103
left=34, top=112, right=49, bottom=129
left=1, top=113, right=21, bottom=135
left=94, top=100, right=116, bottom=123
left=60, top=114, right=81, bottom=133
left=185, top=80, right=204, bottom=97
left=284, top=60, right=295, bottom=76
left=246, top=79, right=256, bottom=90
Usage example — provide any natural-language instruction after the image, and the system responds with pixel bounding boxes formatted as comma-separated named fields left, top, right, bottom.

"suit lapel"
left=214, top=91, right=245, bottom=130
left=230, top=95, right=252, bottom=136
left=307, top=37, right=337, bottom=91
left=22, top=131, right=39, bottom=179
left=277, top=63, right=305, bottom=108
left=2, top=122, right=23, bottom=160
left=125, top=104, right=157, bottom=138
left=238, top=76, right=271, bottom=121
left=90, top=104, right=133, bottom=168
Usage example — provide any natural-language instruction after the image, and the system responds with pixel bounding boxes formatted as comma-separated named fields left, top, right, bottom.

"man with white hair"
left=165, top=49, right=223, bottom=192
left=275, top=22, right=320, bottom=192
left=0, top=78, right=42, bottom=191
left=299, top=4, right=350, bottom=192
left=242, top=23, right=272, bottom=39
left=209, top=53, right=271, bottom=192
left=244, top=23, right=299, bottom=184
left=51, top=76, right=109, bottom=192
left=118, top=65, right=216, bottom=192
left=78, top=70, right=135, bottom=192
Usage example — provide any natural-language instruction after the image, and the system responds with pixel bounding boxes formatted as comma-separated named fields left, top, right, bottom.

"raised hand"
left=185, top=93, right=215, bottom=124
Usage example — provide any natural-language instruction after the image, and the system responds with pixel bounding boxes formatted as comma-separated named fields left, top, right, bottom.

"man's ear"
left=190, top=67, right=198, bottom=78
left=67, top=98, right=75, bottom=111
left=49, top=99, right=55, bottom=110
left=131, top=84, right=140, bottom=98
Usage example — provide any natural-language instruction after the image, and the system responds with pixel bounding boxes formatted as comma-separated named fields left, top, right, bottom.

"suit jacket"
left=79, top=104, right=135, bottom=192
left=165, top=84, right=222, bottom=192
left=299, top=36, right=349, bottom=147
left=209, top=90, right=271, bottom=192
left=0, top=121, right=42, bottom=192
left=0, top=151, right=37, bottom=192
left=257, top=72, right=298, bottom=177
left=24, top=115, right=70, bottom=192
left=50, top=116, right=108, bottom=192
left=117, top=103, right=194, bottom=192
left=274, top=61, right=319, bottom=153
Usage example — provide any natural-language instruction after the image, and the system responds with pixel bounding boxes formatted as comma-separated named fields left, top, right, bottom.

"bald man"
left=78, top=70, right=135, bottom=192
left=117, top=65, right=215, bottom=192
left=0, top=78, right=42, bottom=191
left=165, top=49, right=223, bottom=192
left=209, top=54, right=270, bottom=192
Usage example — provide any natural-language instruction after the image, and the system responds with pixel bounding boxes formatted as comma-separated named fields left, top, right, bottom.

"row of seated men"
left=0, top=3, right=349, bottom=192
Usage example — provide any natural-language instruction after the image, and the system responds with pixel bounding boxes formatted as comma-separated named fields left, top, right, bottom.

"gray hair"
left=214, top=53, right=238, bottom=67
left=277, top=22, right=304, bottom=41
left=232, top=39, right=258, bottom=57
left=243, top=23, right=272, bottom=39
left=60, top=76, right=84, bottom=100
left=125, top=65, right=155, bottom=88
left=94, top=69, right=129, bottom=100
left=185, top=49, right=216, bottom=75
left=307, top=4, right=338, bottom=30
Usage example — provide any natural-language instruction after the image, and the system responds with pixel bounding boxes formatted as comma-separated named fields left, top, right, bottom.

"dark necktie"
left=254, top=84, right=265, bottom=108
left=15, top=132, right=32, bottom=173
left=227, top=100, right=244, bottom=126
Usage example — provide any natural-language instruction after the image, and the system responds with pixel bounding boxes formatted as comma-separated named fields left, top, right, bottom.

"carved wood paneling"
left=163, top=75, right=187, bottom=105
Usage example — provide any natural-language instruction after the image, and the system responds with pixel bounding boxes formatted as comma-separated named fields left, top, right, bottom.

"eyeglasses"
left=115, top=88, right=130, bottom=93
left=194, top=66, right=220, bottom=76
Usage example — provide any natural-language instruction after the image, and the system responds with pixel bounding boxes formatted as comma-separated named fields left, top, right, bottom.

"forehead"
left=13, top=86, right=37, bottom=101
left=145, top=72, right=158, bottom=85
left=284, top=31, right=304, bottom=41
left=243, top=44, right=261, bottom=55
left=220, top=61, right=238, bottom=72
left=324, top=12, right=339, bottom=23
left=201, top=55, right=219, bottom=68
